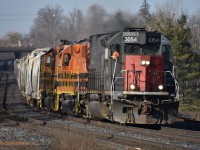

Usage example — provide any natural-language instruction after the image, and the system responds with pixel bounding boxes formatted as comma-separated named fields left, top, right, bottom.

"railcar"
left=14, top=48, right=52, bottom=105
left=78, top=28, right=179, bottom=124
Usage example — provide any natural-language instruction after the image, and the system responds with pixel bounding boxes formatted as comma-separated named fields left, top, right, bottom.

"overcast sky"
left=0, top=0, right=199, bottom=37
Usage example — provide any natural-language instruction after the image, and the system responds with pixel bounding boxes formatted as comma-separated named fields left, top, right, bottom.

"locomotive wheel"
left=29, top=100, right=34, bottom=107
left=44, top=96, right=55, bottom=112
left=60, top=100, right=75, bottom=115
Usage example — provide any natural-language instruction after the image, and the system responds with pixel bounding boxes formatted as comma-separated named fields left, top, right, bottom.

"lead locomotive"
left=79, top=28, right=179, bottom=124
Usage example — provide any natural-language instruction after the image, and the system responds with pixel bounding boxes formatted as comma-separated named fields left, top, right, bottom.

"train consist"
left=14, top=28, right=179, bottom=124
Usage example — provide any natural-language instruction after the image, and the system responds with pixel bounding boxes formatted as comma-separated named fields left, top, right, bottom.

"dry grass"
left=50, top=129, right=110, bottom=150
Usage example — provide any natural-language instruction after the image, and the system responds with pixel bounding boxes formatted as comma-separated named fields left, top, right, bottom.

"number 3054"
left=123, top=36, right=138, bottom=43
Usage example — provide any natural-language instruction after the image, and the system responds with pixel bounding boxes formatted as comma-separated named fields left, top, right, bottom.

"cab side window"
left=46, top=56, right=52, bottom=67
left=162, top=44, right=173, bottom=72
left=63, top=53, right=71, bottom=66
left=162, top=45, right=172, bottom=61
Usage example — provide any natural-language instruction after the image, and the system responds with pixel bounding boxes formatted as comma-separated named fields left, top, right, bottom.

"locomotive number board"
left=147, top=37, right=160, bottom=43
left=123, top=36, right=138, bottom=43
left=146, top=32, right=161, bottom=44
left=122, top=31, right=146, bottom=44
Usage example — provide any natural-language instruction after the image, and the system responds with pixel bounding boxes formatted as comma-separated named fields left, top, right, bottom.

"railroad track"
left=0, top=71, right=53, bottom=149
left=0, top=71, right=200, bottom=150
left=0, top=72, right=54, bottom=122
left=54, top=116, right=200, bottom=149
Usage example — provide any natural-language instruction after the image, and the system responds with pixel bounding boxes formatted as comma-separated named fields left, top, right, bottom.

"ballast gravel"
left=48, top=119, right=200, bottom=150
left=0, top=125, right=51, bottom=147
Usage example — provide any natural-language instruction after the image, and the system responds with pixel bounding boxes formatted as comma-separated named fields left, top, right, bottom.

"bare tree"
left=30, top=4, right=64, bottom=47
left=60, top=9, right=86, bottom=41
left=4, top=32, right=23, bottom=47
left=0, top=32, right=32, bottom=47
left=30, top=4, right=140, bottom=45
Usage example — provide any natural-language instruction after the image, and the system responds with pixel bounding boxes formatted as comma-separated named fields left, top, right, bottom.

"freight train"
left=14, top=28, right=179, bottom=124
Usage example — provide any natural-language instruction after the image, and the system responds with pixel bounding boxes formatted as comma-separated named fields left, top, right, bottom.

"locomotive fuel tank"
left=87, top=101, right=110, bottom=119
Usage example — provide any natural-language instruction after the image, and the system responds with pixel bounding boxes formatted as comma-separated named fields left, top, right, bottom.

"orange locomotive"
left=39, top=40, right=89, bottom=113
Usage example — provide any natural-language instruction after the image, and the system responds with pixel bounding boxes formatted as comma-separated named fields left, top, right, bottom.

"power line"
left=0, top=13, right=36, bottom=22
left=0, top=13, right=37, bottom=17
left=0, top=18, right=34, bottom=22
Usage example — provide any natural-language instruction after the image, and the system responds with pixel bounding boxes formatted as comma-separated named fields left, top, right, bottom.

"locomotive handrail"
left=78, top=72, right=104, bottom=93
left=112, top=69, right=177, bottom=93
left=113, top=69, right=138, bottom=91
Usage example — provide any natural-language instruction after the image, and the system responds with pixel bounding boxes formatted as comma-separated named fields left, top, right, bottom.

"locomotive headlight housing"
left=141, top=60, right=150, bottom=66
left=141, top=60, right=146, bottom=65
left=145, top=60, right=150, bottom=65
left=130, top=84, right=135, bottom=90
left=158, top=84, right=164, bottom=90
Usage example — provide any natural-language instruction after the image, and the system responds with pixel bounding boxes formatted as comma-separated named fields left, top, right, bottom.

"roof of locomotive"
left=89, top=28, right=169, bottom=40
left=89, top=28, right=154, bottom=38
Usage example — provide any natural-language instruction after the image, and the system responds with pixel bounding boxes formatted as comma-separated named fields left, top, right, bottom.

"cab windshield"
left=124, top=44, right=160, bottom=55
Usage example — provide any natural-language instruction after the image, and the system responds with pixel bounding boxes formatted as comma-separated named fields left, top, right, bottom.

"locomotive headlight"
left=145, top=60, right=150, bottom=65
left=130, top=84, right=135, bottom=90
left=158, top=84, right=164, bottom=90
left=141, top=60, right=146, bottom=65
left=141, top=60, right=150, bottom=66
